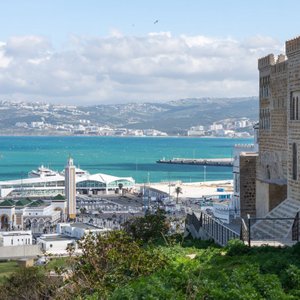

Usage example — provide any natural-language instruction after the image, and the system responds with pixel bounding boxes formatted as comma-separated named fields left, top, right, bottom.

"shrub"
left=123, top=209, right=170, bottom=243
left=226, top=239, right=250, bottom=256
left=69, top=230, right=168, bottom=298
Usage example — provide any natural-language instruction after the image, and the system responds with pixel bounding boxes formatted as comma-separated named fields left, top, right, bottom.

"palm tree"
left=175, top=186, right=182, bottom=204
left=118, top=183, right=124, bottom=195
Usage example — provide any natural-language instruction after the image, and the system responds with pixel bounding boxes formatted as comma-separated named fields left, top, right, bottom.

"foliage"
left=68, top=230, right=168, bottom=298
left=110, top=241, right=300, bottom=300
left=0, top=267, right=61, bottom=300
left=3, top=229, right=300, bottom=299
left=123, top=209, right=170, bottom=243
left=225, top=238, right=250, bottom=256
left=175, top=186, right=182, bottom=204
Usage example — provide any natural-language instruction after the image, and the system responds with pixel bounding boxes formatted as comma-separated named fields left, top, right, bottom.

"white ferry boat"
left=28, top=165, right=59, bottom=178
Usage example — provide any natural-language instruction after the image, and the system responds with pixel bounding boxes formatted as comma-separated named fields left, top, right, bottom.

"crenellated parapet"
left=271, top=59, right=287, bottom=74
left=286, top=36, right=300, bottom=56
left=258, top=54, right=275, bottom=70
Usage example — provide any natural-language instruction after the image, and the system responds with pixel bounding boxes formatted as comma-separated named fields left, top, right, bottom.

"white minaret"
left=65, top=157, right=76, bottom=220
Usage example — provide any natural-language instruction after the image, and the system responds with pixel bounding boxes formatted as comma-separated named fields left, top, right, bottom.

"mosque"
left=0, top=157, right=135, bottom=230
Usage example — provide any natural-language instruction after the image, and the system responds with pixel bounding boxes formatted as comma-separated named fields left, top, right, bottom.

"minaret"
left=65, top=157, right=76, bottom=220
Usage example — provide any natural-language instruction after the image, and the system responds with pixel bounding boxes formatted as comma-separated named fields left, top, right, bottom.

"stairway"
left=251, top=198, right=300, bottom=240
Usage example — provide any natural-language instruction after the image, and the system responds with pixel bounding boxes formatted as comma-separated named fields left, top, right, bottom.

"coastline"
left=0, top=134, right=254, bottom=139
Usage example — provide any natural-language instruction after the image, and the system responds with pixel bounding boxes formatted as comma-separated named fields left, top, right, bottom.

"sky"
left=0, top=0, right=300, bottom=105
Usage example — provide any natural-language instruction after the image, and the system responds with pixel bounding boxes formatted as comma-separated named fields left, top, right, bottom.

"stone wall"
left=257, top=56, right=288, bottom=183
left=0, top=245, right=41, bottom=259
left=269, top=183, right=287, bottom=210
left=256, top=180, right=270, bottom=218
left=240, top=153, right=257, bottom=218
left=286, top=36, right=300, bottom=201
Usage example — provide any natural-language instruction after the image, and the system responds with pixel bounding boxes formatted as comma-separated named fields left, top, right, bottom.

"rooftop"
left=70, top=222, right=100, bottom=230
left=38, top=234, right=76, bottom=242
left=15, top=199, right=33, bottom=207
left=0, top=231, right=31, bottom=237
left=0, top=199, right=15, bottom=207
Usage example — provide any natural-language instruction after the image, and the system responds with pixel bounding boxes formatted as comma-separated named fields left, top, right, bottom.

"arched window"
left=293, top=143, right=297, bottom=180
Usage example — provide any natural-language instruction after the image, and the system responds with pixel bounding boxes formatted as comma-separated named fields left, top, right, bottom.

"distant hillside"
left=83, top=97, right=258, bottom=134
left=0, top=97, right=258, bottom=135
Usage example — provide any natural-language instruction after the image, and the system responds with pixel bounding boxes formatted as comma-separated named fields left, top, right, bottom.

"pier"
left=156, top=158, right=233, bottom=167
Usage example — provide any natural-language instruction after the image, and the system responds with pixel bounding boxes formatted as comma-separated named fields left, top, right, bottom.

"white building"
left=0, top=197, right=65, bottom=232
left=209, top=123, right=223, bottom=131
left=57, top=222, right=110, bottom=239
left=187, top=126, right=205, bottom=136
left=37, top=234, right=76, bottom=253
left=0, top=230, right=32, bottom=246
left=0, top=166, right=135, bottom=198
left=38, top=222, right=110, bottom=254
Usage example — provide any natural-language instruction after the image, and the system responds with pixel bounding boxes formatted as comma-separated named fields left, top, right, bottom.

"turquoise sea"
left=0, top=136, right=252, bottom=183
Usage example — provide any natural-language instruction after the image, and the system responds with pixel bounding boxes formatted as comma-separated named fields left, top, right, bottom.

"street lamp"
left=203, top=166, right=206, bottom=182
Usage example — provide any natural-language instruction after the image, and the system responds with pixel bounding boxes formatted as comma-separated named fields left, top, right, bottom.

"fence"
left=240, top=213, right=300, bottom=247
left=186, top=211, right=300, bottom=247
left=186, top=211, right=239, bottom=246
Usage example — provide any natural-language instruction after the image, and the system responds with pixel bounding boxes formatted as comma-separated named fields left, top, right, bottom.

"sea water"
left=0, top=136, right=253, bottom=183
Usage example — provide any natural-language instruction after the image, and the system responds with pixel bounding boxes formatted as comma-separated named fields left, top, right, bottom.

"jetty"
left=156, top=158, right=233, bottom=167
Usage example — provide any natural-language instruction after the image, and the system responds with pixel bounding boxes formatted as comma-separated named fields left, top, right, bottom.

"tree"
left=80, top=207, right=87, bottom=214
left=0, top=267, right=61, bottom=300
left=175, top=186, right=182, bottom=204
left=123, top=209, right=170, bottom=243
left=118, top=183, right=124, bottom=194
left=69, top=230, right=167, bottom=298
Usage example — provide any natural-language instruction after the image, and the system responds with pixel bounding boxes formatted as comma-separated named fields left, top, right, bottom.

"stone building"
left=239, top=152, right=258, bottom=218
left=252, top=36, right=300, bottom=241
left=256, top=53, right=288, bottom=218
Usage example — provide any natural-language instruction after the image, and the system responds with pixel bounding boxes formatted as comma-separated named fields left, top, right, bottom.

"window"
left=293, top=143, right=298, bottom=180
left=260, top=108, right=270, bottom=130
left=297, top=97, right=299, bottom=120
left=290, top=93, right=300, bottom=120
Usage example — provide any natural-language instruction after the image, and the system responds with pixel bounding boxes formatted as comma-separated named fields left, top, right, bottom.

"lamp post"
left=203, top=166, right=206, bottom=182
left=168, top=172, right=171, bottom=200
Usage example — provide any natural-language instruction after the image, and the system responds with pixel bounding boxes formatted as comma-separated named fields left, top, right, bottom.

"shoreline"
left=0, top=134, right=254, bottom=139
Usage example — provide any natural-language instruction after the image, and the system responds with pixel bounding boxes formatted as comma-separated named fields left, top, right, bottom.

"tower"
left=65, top=157, right=76, bottom=220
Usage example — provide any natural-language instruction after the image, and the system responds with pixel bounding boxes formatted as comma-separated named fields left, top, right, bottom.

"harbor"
left=156, top=157, right=233, bottom=167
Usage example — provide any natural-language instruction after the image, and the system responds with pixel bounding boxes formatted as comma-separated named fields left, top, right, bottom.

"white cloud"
left=0, top=33, right=283, bottom=105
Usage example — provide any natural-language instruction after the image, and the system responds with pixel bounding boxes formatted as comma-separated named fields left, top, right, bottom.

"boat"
left=28, top=165, right=59, bottom=178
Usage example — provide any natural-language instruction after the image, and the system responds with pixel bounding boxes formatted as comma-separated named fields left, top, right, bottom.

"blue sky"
left=0, top=0, right=299, bottom=104
left=1, top=0, right=299, bottom=42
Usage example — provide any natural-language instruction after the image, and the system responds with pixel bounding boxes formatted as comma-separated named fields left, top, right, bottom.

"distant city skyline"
left=0, top=0, right=299, bottom=104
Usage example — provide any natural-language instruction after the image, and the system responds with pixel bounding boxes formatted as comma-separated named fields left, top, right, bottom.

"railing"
left=186, top=212, right=239, bottom=246
left=187, top=211, right=300, bottom=247
left=241, top=213, right=300, bottom=247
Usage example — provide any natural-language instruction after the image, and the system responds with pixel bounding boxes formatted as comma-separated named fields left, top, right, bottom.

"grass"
left=0, top=257, right=69, bottom=284
left=44, top=257, right=70, bottom=271
left=0, top=261, right=19, bottom=283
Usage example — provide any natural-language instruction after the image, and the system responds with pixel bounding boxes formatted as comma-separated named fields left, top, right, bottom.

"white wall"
left=0, top=231, right=32, bottom=246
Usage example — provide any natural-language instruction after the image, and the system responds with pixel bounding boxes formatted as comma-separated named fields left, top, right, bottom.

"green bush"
left=225, top=239, right=250, bottom=256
